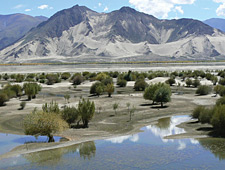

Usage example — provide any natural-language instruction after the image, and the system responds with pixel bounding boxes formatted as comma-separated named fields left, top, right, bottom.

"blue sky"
left=1, top=0, right=225, bottom=21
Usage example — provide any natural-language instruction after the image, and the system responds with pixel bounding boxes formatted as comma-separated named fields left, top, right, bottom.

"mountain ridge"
left=0, top=13, right=48, bottom=50
left=0, top=5, right=225, bottom=63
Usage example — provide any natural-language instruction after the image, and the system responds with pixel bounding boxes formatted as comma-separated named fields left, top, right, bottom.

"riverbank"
left=0, top=80, right=219, bottom=160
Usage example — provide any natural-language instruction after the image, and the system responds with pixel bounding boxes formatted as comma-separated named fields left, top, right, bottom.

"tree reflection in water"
left=198, top=138, right=225, bottom=160
left=23, top=141, right=96, bottom=165
left=154, top=117, right=171, bottom=130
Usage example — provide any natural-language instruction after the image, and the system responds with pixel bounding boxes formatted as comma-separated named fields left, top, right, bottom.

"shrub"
left=117, top=79, right=127, bottom=87
left=90, top=82, right=105, bottom=96
left=216, top=96, right=225, bottom=106
left=219, top=78, right=225, bottom=85
left=196, top=85, right=211, bottom=95
left=192, top=106, right=205, bottom=121
left=199, top=107, right=214, bottom=124
left=46, top=74, right=61, bottom=85
left=61, top=72, right=71, bottom=80
left=211, top=105, right=225, bottom=133
left=102, top=77, right=113, bottom=86
left=185, top=78, right=192, bottom=87
left=72, top=75, right=84, bottom=85
left=214, top=85, right=224, bottom=96
left=0, top=92, right=8, bottom=106
left=134, top=79, right=148, bottom=91
left=11, top=84, right=22, bottom=97
left=211, top=76, right=218, bottom=85
left=20, top=101, right=26, bottom=110
left=96, top=73, right=108, bottom=81
left=219, top=87, right=225, bottom=97
left=61, top=106, right=79, bottom=125
left=3, top=74, right=9, bottom=81
left=15, top=74, right=25, bottom=82
left=192, top=79, right=201, bottom=88
left=23, top=83, right=42, bottom=100
left=165, top=78, right=176, bottom=86
left=42, top=101, right=60, bottom=114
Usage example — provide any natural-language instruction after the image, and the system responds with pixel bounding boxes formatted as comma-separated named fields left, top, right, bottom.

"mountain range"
left=204, top=18, right=225, bottom=32
left=0, top=5, right=225, bottom=63
left=0, top=14, right=48, bottom=51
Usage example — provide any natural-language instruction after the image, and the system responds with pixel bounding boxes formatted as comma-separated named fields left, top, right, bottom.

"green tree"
left=23, top=83, right=41, bottom=100
left=61, top=106, right=79, bottom=126
left=143, top=83, right=163, bottom=104
left=90, top=82, right=105, bottom=96
left=105, top=83, right=114, bottom=97
left=77, top=99, right=95, bottom=128
left=23, top=110, right=68, bottom=142
left=153, top=85, right=171, bottom=107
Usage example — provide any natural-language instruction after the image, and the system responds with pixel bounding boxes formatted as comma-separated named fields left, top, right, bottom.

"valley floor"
left=0, top=78, right=218, bottom=159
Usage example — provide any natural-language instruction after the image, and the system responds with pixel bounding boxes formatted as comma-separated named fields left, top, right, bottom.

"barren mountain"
left=0, top=14, right=48, bottom=51
left=0, top=5, right=225, bottom=63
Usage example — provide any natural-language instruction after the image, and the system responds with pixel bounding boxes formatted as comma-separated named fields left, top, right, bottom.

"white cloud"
left=129, top=0, right=196, bottom=18
left=216, top=3, right=225, bottom=16
left=104, top=6, right=109, bottom=12
left=214, top=0, right=225, bottom=16
left=98, top=3, right=102, bottom=7
left=174, top=6, right=184, bottom=14
left=13, top=4, right=24, bottom=9
left=38, top=5, right=49, bottom=10
left=25, top=9, right=31, bottom=12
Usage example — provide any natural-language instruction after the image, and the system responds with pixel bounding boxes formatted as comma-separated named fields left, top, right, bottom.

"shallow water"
left=0, top=134, right=61, bottom=156
left=1, top=115, right=225, bottom=170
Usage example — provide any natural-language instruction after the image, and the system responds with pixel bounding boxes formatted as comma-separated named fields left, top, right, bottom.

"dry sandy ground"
left=0, top=78, right=220, bottom=159
left=0, top=62, right=225, bottom=73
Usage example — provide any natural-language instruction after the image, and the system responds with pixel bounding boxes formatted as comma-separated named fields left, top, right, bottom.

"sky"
left=1, top=0, right=225, bottom=21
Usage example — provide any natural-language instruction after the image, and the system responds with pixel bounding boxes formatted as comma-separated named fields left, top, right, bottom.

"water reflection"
left=106, top=134, right=139, bottom=144
left=146, top=116, right=198, bottom=150
left=198, top=138, right=225, bottom=160
left=23, top=141, right=96, bottom=165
